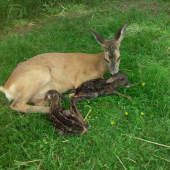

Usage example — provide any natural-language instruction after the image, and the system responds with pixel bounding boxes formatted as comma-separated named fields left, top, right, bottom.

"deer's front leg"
left=71, top=97, right=88, bottom=120
left=71, top=92, right=97, bottom=120
left=103, top=90, right=132, bottom=100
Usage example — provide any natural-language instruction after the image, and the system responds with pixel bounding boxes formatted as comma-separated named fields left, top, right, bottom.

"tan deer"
left=0, top=22, right=127, bottom=114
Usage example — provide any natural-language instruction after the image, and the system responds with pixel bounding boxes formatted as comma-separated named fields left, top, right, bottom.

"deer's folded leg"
left=103, top=90, right=132, bottom=100
left=71, top=97, right=87, bottom=120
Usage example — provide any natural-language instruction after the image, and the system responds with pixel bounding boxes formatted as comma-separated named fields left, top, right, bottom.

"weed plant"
left=0, top=0, right=170, bottom=169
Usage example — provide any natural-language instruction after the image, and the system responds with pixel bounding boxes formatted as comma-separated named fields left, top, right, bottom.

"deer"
left=45, top=90, right=89, bottom=136
left=71, top=71, right=131, bottom=119
left=0, top=22, right=127, bottom=114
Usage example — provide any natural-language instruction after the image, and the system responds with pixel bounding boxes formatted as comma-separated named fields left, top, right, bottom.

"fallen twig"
left=122, top=69, right=134, bottom=76
left=91, top=14, right=94, bottom=20
left=62, top=140, right=69, bottom=143
left=37, top=160, right=42, bottom=170
left=0, top=114, right=26, bottom=132
left=131, top=82, right=140, bottom=86
left=1, top=122, right=15, bottom=132
left=166, top=47, right=170, bottom=51
left=151, top=153, right=170, bottom=163
left=60, top=4, right=66, bottom=11
left=95, top=25, right=105, bottom=27
left=138, top=64, right=144, bottom=77
left=124, top=134, right=170, bottom=148
left=85, top=105, right=92, bottom=108
left=62, top=137, right=69, bottom=143
left=14, top=160, right=42, bottom=164
left=84, top=109, right=91, bottom=121
left=116, top=155, right=127, bottom=170
left=124, top=157, right=136, bottom=163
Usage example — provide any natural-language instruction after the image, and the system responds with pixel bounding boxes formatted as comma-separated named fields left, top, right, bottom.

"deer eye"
left=104, top=58, right=109, bottom=63
left=117, top=56, right=121, bottom=61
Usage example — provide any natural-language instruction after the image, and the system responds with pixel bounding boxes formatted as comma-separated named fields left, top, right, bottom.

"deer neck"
left=50, top=95, right=62, bottom=112
left=108, top=83, right=119, bottom=91
left=96, top=52, right=108, bottom=76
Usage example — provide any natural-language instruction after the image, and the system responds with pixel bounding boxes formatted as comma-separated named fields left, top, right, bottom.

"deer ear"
left=90, top=28, right=106, bottom=48
left=106, top=73, right=118, bottom=84
left=106, top=77, right=114, bottom=84
left=114, top=22, right=127, bottom=43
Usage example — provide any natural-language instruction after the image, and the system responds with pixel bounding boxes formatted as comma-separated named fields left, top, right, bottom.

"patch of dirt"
left=117, top=1, right=168, bottom=12
left=138, top=2, right=163, bottom=11
left=0, top=21, right=41, bottom=39
left=10, top=22, right=41, bottom=36
left=117, top=1, right=132, bottom=11
left=0, top=14, right=64, bottom=39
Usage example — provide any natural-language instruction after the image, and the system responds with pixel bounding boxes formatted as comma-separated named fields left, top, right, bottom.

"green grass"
left=0, top=0, right=170, bottom=169
left=0, top=0, right=102, bottom=34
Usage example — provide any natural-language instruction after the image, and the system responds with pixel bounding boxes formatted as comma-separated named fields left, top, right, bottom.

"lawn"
left=0, top=0, right=170, bottom=169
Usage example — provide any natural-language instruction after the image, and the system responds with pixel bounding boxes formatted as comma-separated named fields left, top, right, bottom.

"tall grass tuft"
left=0, top=0, right=102, bottom=30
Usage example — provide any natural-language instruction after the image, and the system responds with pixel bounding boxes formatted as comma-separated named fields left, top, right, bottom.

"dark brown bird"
left=71, top=71, right=131, bottom=116
left=45, top=90, right=89, bottom=136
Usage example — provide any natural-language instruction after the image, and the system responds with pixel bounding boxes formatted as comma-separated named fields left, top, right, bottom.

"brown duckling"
left=45, top=90, right=89, bottom=136
left=71, top=71, right=131, bottom=116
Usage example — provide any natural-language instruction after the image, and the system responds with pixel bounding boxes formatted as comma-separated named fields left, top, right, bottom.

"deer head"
left=91, top=22, right=127, bottom=75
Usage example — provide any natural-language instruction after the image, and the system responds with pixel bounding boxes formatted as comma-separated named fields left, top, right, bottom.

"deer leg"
left=34, top=98, right=46, bottom=106
left=79, top=124, right=89, bottom=135
left=103, top=90, right=132, bottom=100
left=10, top=94, right=50, bottom=114
left=71, top=96, right=91, bottom=120
left=71, top=97, right=85, bottom=120
left=71, top=93, right=96, bottom=120
left=69, top=93, right=75, bottom=98
left=68, top=89, right=76, bottom=98
left=70, top=104, right=74, bottom=113
left=69, top=100, right=90, bottom=136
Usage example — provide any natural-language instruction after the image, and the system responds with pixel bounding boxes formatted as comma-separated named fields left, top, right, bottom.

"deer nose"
left=111, top=73, right=116, bottom=76
left=111, top=70, right=118, bottom=76
left=126, top=82, right=131, bottom=87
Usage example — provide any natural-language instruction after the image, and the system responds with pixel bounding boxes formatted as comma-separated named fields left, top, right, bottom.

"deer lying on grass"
left=45, top=90, right=89, bottom=136
left=71, top=71, right=131, bottom=118
left=0, top=22, right=127, bottom=114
